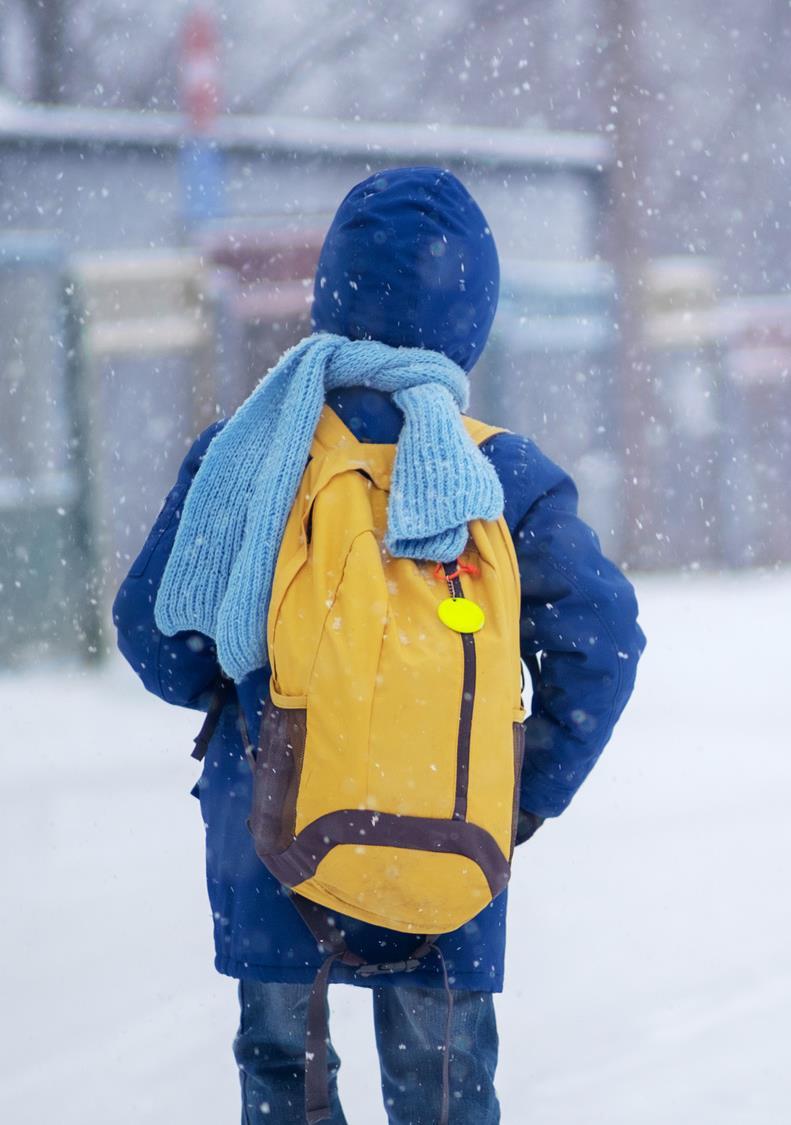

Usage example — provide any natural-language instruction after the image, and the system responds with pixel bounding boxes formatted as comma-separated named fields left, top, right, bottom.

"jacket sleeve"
left=112, top=420, right=226, bottom=710
left=484, top=432, right=646, bottom=820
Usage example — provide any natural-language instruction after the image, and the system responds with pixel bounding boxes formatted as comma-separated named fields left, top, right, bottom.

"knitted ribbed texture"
left=154, top=332, right=504, bottom=681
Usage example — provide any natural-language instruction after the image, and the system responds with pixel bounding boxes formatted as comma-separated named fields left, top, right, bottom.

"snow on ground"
left=1, top=570, right=790, bottom=1124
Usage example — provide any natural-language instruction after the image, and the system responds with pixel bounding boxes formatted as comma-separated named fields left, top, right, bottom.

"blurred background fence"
left=1, top=94, right=789, bottom=669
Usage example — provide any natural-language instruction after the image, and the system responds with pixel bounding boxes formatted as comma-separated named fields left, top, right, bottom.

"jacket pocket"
left=249, top=696, right=308, bottom=856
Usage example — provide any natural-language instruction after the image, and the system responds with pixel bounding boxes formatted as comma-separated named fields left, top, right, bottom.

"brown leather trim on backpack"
left=442, top=561, right=476, bottom=821
left=509, top=721, right=526, bottom=860
left=249, top=808, right=511, bottom=900
left=248, top=696, right=307, bottom=854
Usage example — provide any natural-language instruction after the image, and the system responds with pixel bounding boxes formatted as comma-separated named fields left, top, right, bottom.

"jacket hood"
left=311, top=166, right=499, bottom=372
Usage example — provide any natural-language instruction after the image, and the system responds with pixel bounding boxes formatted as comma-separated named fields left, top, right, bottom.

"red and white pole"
left=179, top=5, right=224, bottom=223
left=181, top=5, right=220, bottom=133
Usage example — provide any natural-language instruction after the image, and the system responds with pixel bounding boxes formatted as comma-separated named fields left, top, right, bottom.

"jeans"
left=234, top=978, right=500, bottom=1124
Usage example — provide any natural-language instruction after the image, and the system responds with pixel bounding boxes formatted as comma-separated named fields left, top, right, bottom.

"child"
left=114, top=166, right=645, bottom=1125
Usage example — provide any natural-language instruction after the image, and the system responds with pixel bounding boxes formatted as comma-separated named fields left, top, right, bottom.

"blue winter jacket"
left=113, top=168, right=645, bottom=993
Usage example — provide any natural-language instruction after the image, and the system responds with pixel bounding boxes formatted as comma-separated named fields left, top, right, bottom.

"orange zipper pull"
left=432, top=560, right=480, bottom=582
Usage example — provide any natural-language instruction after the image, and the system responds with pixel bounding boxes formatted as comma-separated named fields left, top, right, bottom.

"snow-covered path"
left=2, top=571, right=790, bottom=1124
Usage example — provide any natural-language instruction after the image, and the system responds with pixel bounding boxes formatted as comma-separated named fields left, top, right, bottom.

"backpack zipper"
left=442, top=561, right=476, bottom=821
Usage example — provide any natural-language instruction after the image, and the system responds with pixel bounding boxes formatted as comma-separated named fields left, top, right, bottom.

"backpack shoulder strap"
left=462, top=414, right=510, bottom=447
left=190, top=676, right=234, bottom=761
left=289, top=891, right=452, bottom=1125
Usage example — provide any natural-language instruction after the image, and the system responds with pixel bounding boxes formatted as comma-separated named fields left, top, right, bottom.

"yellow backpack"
left=246, top=402, right=526, bottom=934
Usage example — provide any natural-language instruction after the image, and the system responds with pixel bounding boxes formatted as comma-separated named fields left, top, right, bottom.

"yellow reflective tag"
left=437, top=596, right=485, bottom=634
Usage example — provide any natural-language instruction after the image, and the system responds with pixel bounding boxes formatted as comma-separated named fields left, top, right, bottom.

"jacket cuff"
left=515, top=810, right=545, bottom=846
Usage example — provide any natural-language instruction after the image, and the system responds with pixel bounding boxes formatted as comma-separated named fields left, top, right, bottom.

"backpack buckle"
left=355, top=958, right=421, bottom=978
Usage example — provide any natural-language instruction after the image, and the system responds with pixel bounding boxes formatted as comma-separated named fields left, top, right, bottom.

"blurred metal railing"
left=716, top=295, right=791, bottom=567
left=68, top=250, right=222, bottom=609
left=642, top=258, right=725, bottom=569
left=476, top=260, right=622, bottom=555
left=0, top=235, right=102, bottom=668
left=196, top=222, right=325, bottom=397
left=643, top=264, right=791, bottom=569
left=73, top=251, right=215, bottom=412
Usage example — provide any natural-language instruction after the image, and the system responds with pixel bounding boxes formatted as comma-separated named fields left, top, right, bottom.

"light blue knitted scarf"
left=155, top=332, right=504, bottom=681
